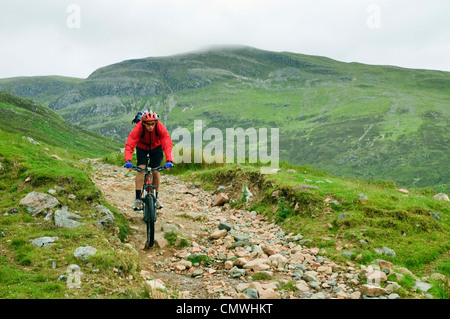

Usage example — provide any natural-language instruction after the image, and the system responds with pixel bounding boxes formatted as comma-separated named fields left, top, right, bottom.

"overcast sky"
left=1, top=0, right=449, bottom=79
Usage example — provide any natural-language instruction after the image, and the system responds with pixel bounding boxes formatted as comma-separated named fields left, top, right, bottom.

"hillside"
left=0, top=91, right=448, bottom=299
left=0, top=46, right=449, bottom=192
left=0, top=92, right=143, bottom=298
left=0, top=90, right=120, bottom=157
left=0, top=76, right=83, bottom=107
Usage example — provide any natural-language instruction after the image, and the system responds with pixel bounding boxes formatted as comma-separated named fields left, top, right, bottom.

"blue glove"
left=125, top=161, right=133, bottom=169
left=164, top=161, right=173, bottom=169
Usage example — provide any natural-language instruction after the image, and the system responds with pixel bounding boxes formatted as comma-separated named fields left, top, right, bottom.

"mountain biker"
left=124, top=110, right=174, bottom=211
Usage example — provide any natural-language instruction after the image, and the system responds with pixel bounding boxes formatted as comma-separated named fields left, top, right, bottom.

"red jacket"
left=124, top=121, right=174, bottom=163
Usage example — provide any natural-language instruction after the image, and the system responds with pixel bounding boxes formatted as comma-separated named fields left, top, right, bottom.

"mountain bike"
left=128, top=164, right=167, bottom=249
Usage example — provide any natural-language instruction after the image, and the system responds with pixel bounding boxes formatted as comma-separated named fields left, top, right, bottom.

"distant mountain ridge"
left=0, top=46, right=449, bottom=192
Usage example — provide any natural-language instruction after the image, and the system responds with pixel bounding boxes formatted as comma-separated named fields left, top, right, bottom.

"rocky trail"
left=90, top=160, right=406, bottom=299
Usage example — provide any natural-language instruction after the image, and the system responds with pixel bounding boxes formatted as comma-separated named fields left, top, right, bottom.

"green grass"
left=163, top=231, right=191, bottom=248
left=0, top=130, right=101, bottom=211
left=0, top=92, right=144, bottom=299
left=0, top=255, right=66, bottom=298
left=0, top=207, right=141, bottom=298
left=0, top=90, right=121, bottom=158
left=187, top=254, right=212, bottom=265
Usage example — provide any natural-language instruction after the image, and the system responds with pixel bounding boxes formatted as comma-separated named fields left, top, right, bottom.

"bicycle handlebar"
left=124, top=164, right=167, bottom=172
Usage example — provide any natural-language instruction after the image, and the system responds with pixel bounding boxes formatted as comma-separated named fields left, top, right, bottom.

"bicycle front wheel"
left=143, top=196, right=156, bottom=248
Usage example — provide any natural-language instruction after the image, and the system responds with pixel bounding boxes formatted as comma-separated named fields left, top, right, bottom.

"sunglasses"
left=143, top=121, right=156, bottom=126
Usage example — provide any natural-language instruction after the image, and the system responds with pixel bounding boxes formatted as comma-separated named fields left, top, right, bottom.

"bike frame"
left=141, top=166, right=157, bottom=206
left=130, top=164, right=166, bottom=248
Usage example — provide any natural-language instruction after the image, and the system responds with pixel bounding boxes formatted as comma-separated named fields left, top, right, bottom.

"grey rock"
left=191, top=269, right=204, bottom=278
left=216, top=252, right=227, bottom=261
left=341, top=251, right=355, bottom=259
left=292, top=270, right=304, bottom=280
left=295, top=264, right=308, bottom=272
left=44, top=211, right=53, bottom=222
left=229, top=266, right=246, bottom=278
left=388, top=293, right=400, bottom=299
left=303, top=274, right=318, bottom=282
left=95, top=205, right=115, bottom=231
left=382, top=247, right=396, bottom=257
left=433, top=193, right=449, bottom=201
left=241, top=184, right=253, bottom=202
left=310, top=292, right=326, bottom=299
left=332, top=286, right=341, bottom=293
left=413, top=281, right=433, bottom=292
left=74, top=245, right=97, bottom=261
left=216, top=185, right=226, bottom=192
left=309, top=281, right=321, bottom=289
left=243, top=288, right=259, bottom=299
left=374, top=248, right=384, bottom=255
left=250, top=245, right=264, bottom=254
left=30, top=236, right=59, bottom=247
left=430, top=212, right=441, bottom=220
left=218, top=221, right=232, bottom=232
left=19, top=191, right=60, bottom=216
left=286, top=234, right=303, bottom=242
left=161, top=223, right=179, bottom=233
left=358, top=194, right=369, bottom=200
left=97, top=214, right=115, bottom=231
left=234, top=240, right=252, bottom=247
left=54, top=206, right=84, bottom=228
left=95, top=205, right=114, bottom=216
left=24, top=136, right=39, bottom=145
left=234, top=235, right=249, bottom=242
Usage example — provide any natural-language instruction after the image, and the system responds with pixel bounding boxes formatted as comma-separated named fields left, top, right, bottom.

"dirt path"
left=89, top=159, right=369, bottom=300
left=90, top=159, right=245, bottom=298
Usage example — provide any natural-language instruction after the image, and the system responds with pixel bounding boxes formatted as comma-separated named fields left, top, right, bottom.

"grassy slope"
left=162, top=55, right=450, bottom=192
left=0, top=91, right=143, bottom=299
left=0, top=90, right=121, bottom=157
left=177, top=161, right=449, bottom=298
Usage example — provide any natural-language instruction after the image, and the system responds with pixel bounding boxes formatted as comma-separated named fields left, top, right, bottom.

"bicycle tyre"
left=144, top=196, right=156, bottom=248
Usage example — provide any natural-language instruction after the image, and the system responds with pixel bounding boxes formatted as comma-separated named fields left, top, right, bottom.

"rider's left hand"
left=164, top=161, right=173, bottom=171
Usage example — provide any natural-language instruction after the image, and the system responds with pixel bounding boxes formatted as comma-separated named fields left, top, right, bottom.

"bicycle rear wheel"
left=143, top=196, right=156, bottom=248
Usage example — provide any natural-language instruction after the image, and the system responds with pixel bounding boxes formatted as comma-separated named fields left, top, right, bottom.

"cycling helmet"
left=141, top=110, right=158, bottom=122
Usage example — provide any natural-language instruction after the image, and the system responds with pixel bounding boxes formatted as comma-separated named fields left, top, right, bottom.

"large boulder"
left=54, top=206, right=84, bottom=228
left=19, top=191, right=59, bottom=216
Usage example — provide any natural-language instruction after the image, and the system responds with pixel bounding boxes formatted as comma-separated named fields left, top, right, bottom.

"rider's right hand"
left=125, top=161, right=133, bottom=170
left=164, top=161, right=173, bottom=170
